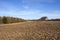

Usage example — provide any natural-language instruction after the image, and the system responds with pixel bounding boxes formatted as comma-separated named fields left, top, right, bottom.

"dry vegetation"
left=0, top=21, right=60, bottom=40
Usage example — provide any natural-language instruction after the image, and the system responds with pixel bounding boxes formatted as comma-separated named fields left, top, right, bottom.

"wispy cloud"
left=0, top=0, right=60, bottom=19
left=22, top=5, right=29, bottom=10
left=22, top=0, right=59, bottom=3
left=38, top=11, right=60, bottom=19
left=0, top=7, right=60, bottom=19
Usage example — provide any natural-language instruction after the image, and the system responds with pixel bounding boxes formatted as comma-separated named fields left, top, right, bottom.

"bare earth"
left=0, top=21, right=60, bottom=40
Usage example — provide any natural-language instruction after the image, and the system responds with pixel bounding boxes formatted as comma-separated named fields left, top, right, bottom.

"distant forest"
left=28, top=16, right=60, bottom=21
left=0, top=16, right=60, bottom=24
left=0, top=16, right=25, bottom=24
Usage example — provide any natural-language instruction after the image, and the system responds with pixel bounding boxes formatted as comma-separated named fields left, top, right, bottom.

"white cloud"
left=0, top=8, right=40, bottom=15
left=38, top=11, right=60, bottom=19
left=16, top=10, right=41, bottom=15
left=23, top=5, right=29, bottom=9
left=0, top=8, right=60, bottom=19
left=49, top=11, right=60, bottom=16
left=0, top=0, right=60, bottom=19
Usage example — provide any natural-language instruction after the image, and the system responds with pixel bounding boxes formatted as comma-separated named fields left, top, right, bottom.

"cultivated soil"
left=0, top=21, right=60, bottom=40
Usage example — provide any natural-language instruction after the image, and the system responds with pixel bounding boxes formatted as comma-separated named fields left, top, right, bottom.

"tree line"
left=38, top=17, right=60, bottom=21
left=0, top=16, right=26, bottom=24
left=29, top=16, right=60, bottom=21
left=0, top=16, right=60, bottom=24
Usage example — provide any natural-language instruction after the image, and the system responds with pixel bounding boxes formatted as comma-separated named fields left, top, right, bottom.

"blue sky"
left=0, top=0, right=60, bottom=19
